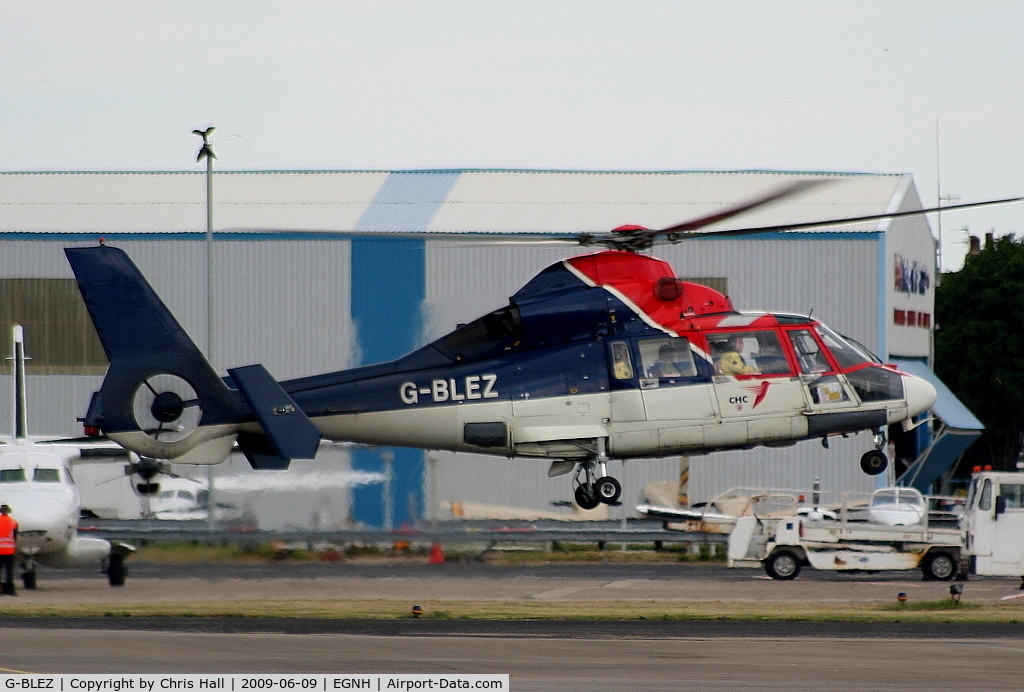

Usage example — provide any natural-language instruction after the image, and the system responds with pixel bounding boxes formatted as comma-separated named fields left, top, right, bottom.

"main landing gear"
left=571, top=440, right=622, bottom=510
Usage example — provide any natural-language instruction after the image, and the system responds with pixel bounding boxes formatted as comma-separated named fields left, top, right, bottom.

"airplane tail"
left=65, top=245, right=246, bottom=464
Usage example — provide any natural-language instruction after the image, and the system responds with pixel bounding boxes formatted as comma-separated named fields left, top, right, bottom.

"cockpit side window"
left=0, top=468, right=26, bottom=483
left=32, top=468, right=61, bottom=483
left=707, top=331, right=792, bottom=376
left=787, top=329, right=832, bottom=374
left=639, top=337, right=698, bottom=380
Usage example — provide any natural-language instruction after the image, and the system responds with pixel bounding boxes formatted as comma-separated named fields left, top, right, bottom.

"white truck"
left=727, top=470, right=1024, bottom=582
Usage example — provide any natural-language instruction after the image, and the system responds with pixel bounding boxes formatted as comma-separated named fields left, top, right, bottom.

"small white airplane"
left=0, top=325, right=133, bottom=589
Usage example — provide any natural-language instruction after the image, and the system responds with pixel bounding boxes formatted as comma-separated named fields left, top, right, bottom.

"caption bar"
left=0, top=676, right=508, bottom=692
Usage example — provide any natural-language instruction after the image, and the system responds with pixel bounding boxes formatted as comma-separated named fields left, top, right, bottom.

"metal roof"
left=0, top=169, right=911, bottom=237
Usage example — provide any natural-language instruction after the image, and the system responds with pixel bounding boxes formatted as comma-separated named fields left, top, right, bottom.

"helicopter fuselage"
left=68, top=245, right=935, bottom=506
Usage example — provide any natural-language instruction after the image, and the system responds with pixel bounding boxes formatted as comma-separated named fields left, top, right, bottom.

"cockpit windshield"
left=0, top=467, right=63, bottom=483
left=814, top=324, right=875, bottom=370
left=0, top=468, right=26, bottom=483
left=33, top=468, right=61, bottom=483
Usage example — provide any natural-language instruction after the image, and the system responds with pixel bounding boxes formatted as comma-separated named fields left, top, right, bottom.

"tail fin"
left=65, top=245, right=244, bottom=464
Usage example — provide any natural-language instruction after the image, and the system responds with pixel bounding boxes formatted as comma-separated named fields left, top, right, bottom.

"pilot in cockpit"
left=716, top=334, right=759, bottom=376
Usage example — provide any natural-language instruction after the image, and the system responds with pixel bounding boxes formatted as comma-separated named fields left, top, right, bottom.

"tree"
left=935, top=235, right=1024, bottom=469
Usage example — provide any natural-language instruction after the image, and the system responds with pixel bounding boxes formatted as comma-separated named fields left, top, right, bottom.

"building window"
left=0, top=279, right=107, bottom=374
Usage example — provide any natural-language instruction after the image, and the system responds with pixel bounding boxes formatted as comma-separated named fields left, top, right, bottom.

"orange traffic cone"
left=429, top=542, right=445, bottom=565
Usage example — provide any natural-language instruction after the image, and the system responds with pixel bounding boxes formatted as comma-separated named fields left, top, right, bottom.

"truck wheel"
left=764, top=550, right=801, bottom=580
left=922, top=552, right=956, bottom=581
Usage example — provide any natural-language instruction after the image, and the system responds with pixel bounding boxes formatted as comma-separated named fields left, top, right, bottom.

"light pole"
left=193, top=126, right=216, bottom=360
left=193, top=126, right=216, bottom=530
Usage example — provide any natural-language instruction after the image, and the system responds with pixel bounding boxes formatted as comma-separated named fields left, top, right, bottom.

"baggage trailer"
left=728, top=470, right=1024, bottom=581
left=727, top=486, right=964, bottom=580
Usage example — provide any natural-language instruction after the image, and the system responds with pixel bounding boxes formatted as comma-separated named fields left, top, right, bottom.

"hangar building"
left=0, top=169, right=980, bottom=527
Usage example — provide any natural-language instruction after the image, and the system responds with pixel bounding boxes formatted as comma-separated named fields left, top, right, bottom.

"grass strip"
left=1, top=598, right=1020, bottom=623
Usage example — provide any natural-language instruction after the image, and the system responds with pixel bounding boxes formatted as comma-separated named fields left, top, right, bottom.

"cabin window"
left=999, top=484, right=1024, bottom=509
left=0, top=468, right=26, bottom=483
left=787, top=330, right=831, bottom=374
left=32, top=468, right=60, bottom=483
left=979, top=478, right=993, bottom=512
left=638, top=337, right=697, bottom=380
left=708, top=331, right=791, bottom=376
left=610, top=341, right=634, bottom=380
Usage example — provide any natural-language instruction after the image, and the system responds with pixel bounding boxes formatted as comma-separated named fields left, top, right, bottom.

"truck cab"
left=962, top=470, right=1024, bottom=577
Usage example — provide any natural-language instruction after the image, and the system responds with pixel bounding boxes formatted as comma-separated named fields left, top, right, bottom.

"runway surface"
left=1, top=561, right=1023, bottom=690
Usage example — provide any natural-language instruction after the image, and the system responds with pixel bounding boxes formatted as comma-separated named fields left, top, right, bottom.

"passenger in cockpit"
left=650, top=342, right=696, bottom=378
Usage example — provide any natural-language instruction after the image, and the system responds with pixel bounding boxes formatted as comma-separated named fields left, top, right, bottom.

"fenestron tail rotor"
left=132, top=374, right=202, bottom=443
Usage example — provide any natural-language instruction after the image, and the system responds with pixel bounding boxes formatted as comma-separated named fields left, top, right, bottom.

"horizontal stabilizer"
left=228, top=364, right=321, bottom=462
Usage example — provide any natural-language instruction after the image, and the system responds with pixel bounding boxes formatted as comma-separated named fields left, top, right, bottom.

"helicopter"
left=64, top=181, right=1018, bottom=510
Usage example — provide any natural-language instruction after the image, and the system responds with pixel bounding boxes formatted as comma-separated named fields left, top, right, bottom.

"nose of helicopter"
left=903, top=373, right=937, bottom=419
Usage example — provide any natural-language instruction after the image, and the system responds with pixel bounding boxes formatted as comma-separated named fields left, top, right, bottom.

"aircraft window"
left=0, top=468, right=26, bottom=483
left=32, top=468, right=60, bottom=483
left=815, top=324, right=874, bottom=369
left=999, top=484, right=1024, bottom=509
left=808, top=374, right=850, bottom=404
left=846, top=366, right=903, bottom=402
left=639, top=337, right=697, bottom=379
left=787, top=330, right=831, bottom=374
left=440, top=305, right=522, bottom=357
left=979, top=478, right=992, bottom=512
left=610, top=341, right=634, bottom=380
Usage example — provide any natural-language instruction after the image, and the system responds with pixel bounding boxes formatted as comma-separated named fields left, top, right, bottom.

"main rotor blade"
left=656, top=179, right=830, bottom=237
left=672, top=195, right=1024, bottom=240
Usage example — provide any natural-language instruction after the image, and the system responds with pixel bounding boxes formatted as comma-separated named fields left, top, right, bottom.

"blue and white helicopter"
left=64, top=183, right=1015, bottom=509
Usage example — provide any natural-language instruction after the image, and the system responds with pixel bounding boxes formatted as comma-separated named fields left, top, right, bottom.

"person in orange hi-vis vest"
left=0, top=504, right=18, bottom=595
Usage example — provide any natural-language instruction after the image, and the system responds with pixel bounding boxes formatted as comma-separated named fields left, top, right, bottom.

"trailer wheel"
left=764, top=550, right=801, bottom=580
left=922, top=552, right=956, bottom=581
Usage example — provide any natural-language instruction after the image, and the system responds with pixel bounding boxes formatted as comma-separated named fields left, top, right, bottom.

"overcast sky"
left=4, top=1, right=1022, bottom=270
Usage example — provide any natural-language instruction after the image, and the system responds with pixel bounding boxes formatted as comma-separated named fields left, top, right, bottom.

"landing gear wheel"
left=107, top=553, right=127, bottom=587
left=574, top=485, right=600, bottom=510
left=594, top=476, right=622, bottom=504
left=860, top=449, right=888, bottom=476
left=21, top=570, right=36, bottom=590
left=764, top=550, right=801, bottom=580
left=922, top=552, right=956, bottom=581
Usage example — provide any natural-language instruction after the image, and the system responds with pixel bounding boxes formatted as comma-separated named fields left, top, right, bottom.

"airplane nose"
left=903, top=374, right=937, bottom=418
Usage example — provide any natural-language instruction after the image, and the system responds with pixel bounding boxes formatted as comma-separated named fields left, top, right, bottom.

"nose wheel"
left=860, top=431, right=889, bottom=476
